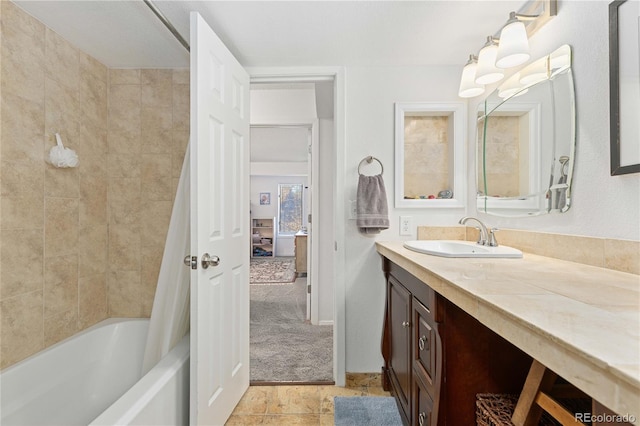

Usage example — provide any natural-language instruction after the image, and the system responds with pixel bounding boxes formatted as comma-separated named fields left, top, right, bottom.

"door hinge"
left=308, top=213, right=312, bottom=224
left=307, top=284, right=311, bottom=294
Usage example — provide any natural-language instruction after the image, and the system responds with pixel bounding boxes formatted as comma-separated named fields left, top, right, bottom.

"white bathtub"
left=0, top=318, right=190, bottom=426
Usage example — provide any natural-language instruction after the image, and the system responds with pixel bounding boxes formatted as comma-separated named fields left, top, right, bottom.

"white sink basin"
left=403, top=240, right=523, bottom=258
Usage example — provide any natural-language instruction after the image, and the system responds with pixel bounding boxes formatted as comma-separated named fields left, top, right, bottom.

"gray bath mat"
left=334, top=396, right=403, bottom=425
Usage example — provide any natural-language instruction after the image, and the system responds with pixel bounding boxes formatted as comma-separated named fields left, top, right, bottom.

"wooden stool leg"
left=512, top=360, right=558, bottom=426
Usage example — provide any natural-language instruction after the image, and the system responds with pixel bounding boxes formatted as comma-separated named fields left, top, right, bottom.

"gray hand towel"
left=357, top=174, right=389, bottom=234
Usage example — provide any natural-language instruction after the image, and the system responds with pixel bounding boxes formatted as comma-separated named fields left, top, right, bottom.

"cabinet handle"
left=402, top=321, right=410, bottom=328
left=419, top=412, right=426, bottom=426
left=418, top=335, right=427, bottom=351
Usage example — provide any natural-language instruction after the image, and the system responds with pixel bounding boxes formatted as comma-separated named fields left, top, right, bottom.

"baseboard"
left=318, top=320, right=334, bottom=326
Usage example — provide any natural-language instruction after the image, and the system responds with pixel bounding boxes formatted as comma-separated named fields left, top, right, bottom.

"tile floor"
left=225, top=373, right=391, bottom=425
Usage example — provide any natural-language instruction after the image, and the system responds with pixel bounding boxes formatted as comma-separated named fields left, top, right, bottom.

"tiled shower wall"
left=0, top=1, right=189, bottom=368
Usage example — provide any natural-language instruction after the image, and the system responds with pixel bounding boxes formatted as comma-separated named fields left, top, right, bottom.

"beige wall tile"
left=107, top=129, right=141, bottom=154
left=142, top=69, right=173, bottom=86
left=78, top=224, right=108, bottom=278
left=141, top=154, right=172, bottom=201
left=79, top=67, right=108, bottom=129
left=44, top=78, right=79, bottom=145
left=44, top=166, right=79, bottom=198
left=172, top=84, right=190, bottom=130
left=109, top=224, right=141, bottom=271
left=108, top=153, right=141, bottom=178
left=142, top=83, right=172, bottom=107
left=141, top=201, right=172, bottom=248
left=605, top=239, right=640, bottom=275
left=172, top=69, right=190, bottom=85
left=79, top=157, right=108, bottom=226
left=45, top=28, right=79, bottom=90
left=534, top=232, right=605, bottom=268
left=108, top=84, right=141, bottom=133
left=108, top=178, right=141, bottom=225
left=1, top=93, right=45, bottom=162
left=109, top=69, right=140, bottom=85
left=0, top=290, right=44, bottom=368
left=172, top=128, right=190, bottom=179
left=416, top=226, right=465, bottom=241
left=1, top=5, right=45, bottom=104
left=79, top=51, right=107, bottom=83
left=1, top=160, right=44, bottom=196
left=44, top=254, right=78, bottom=317
left=141, top=107, right=173, bottom=154
left=44, top=308, right=77, bottom=347
left=108, top=270, right=144, bottom=317
left=44, top=198, right=79, bottom=257
left=77, top=121, right=108, bottom=158
left=79, top=273, right=108, bottom=328
left=1, top=229, right=44, bottom=300
left=0, top=196, right=44, bottom=230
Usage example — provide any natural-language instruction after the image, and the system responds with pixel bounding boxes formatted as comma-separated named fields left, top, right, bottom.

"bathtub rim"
left=0, top=318, right=148, bottom=374
left=88, top=332, right=190, bottom=425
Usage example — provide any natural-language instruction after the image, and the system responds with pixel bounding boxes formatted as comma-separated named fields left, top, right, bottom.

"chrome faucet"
left=458, top=216, right=491, bottom=246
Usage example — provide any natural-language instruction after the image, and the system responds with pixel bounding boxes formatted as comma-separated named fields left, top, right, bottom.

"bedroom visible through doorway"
left=248, top=80, right=334, bottom=384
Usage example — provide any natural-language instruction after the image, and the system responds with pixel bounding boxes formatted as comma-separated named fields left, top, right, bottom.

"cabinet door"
left=413, top=374, right=434, bottom=426
left=388, top=276, right=412, bottom=421
left=413, top=298, right=437, bottom=394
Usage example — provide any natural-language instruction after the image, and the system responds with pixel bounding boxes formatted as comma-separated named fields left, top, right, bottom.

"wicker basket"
left=476, top=393, right=519, bottom=426
left=476, top=394, right=592, bottom=426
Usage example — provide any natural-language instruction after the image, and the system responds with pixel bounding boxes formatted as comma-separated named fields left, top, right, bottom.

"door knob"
left=402, top=321, right=410, bottom=328
left=201, top=253, right=220, bottom=269
left=184, top=255, right=197, bottom=269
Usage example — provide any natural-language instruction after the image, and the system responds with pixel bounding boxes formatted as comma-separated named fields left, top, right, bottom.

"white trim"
left=248, top=66, right=346, bottom=387
left=394, top=102, right=466, bottom=209
left=318, top=320, right=334, bottom=326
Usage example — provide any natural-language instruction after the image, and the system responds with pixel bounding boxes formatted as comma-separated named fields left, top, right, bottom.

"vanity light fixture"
left=457, top=0, right=557, bottom=99
left=495, top=12, right=532, bottom=68
left=458, top=55, right=486, bottom=98
left=475, top=36, right=505, bottom=85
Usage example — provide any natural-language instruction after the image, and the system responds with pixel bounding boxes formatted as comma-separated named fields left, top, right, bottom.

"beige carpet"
left=250, top=257, right=296, bottom=284
left=250, top=277, right=333, bottom=382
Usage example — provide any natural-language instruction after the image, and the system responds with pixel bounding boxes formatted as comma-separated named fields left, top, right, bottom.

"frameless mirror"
left=477, top=44, right=575, bottom=217
left=395, top=102, right=465, bottom=208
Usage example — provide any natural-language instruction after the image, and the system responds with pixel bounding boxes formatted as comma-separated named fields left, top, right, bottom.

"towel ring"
left=358, top=156, right=384, bottom=176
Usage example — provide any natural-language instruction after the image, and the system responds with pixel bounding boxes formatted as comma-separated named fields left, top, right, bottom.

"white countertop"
left=376, top=241, right=640, bottom=423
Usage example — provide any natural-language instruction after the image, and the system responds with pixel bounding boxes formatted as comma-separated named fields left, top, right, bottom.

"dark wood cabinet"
left=381, top=257, right=532, bottom=426
left=388, top=276, right=412, bottom=421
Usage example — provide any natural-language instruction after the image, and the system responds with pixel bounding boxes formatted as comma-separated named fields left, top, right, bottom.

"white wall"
left=343, top=66, right=464, bottom=372
left=318, top=119, right=335, bottom=324
left=250, top=175, right=308, bottom=257
left=342, top=1, right=640, bottom=373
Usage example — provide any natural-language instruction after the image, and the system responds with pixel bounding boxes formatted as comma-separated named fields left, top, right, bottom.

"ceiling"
left=13, top=0, right=526, bottom=69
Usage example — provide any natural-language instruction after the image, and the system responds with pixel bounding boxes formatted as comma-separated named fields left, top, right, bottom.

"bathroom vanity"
left=377, top=241, right=639, bottom=426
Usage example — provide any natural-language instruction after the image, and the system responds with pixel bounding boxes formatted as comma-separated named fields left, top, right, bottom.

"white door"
left=190, top=12, right=250, bottom=425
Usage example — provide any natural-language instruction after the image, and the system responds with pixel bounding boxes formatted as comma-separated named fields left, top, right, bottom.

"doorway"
left=248, top=82, right=334, bottom=383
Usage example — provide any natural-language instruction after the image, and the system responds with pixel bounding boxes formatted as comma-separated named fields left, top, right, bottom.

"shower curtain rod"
left=143, top=0, right=190, bottom=52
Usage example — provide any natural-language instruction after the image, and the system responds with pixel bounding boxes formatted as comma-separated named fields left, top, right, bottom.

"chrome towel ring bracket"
left=358, top=156, right=384, bottom=176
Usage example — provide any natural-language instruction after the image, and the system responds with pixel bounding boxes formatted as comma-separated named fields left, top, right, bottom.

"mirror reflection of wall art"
left=260, top=192, right=270, bottom=205
left=609, top=0, right=640, bottom=175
